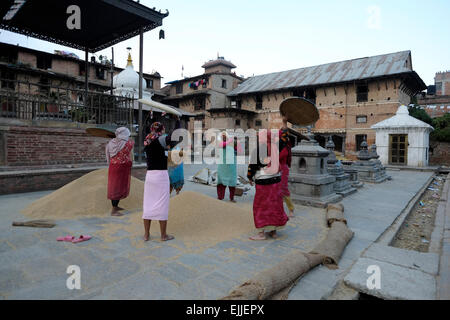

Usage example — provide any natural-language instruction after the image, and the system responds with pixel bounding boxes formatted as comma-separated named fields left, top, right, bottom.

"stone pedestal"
left=288, top=136, right=342, bottom=208
left=369, top=144, right=391, bottom=181
left=326, top=137, right=357, bottom=197
left=352, top=140, right=390, bottom=183
left=343, top=165, right=364, bottom=188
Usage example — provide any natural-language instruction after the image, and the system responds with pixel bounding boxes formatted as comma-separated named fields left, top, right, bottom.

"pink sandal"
left=72, top=235, right=92, bottom=243
left=57, top=235, right=75, bottom=242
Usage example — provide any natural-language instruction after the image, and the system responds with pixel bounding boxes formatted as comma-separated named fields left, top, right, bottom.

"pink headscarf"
left=144, top=122, right=165, bottom=146
left=219, top=131, right=243, bottom=153
left=106, top=127, right=131, bottom=163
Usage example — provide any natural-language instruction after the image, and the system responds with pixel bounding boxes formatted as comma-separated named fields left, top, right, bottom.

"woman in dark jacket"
left=142, top=118, right=180, bottom=241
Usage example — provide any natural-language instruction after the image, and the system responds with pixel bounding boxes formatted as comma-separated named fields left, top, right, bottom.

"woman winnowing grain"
left=247, top=130, right=289, bottom=240
left=106, top=127, right=135, bottom=216
left=216, top=131, right=242, bottom=202
left=142, top=119, right=180, bottom=241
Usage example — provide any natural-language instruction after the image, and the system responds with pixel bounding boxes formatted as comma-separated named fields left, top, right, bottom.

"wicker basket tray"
left=279, top=97, right=319, bottom=126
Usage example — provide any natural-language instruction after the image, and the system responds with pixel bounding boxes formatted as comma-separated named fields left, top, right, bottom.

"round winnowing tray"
left=279, top=97, right=319, bottom=126
left=85, top=127, right=115, bottom=139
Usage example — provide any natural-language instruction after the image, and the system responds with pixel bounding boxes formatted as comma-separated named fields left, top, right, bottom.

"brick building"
left=417, top=71, right=450, bottom=118
left=226, top=51, right=426, bottom=159
left=435, top=71, right=450, bottom=95
left=0, top=42, right=164, bottom=100
left=1, top=45, right=429, bottom=167
left=161, top=57, right=245, bottom=132
left=0, top=42, right=164, bottom=167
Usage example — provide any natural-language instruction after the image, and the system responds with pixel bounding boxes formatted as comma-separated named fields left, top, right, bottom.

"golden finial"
left=126, top=47, right=133, bottom=67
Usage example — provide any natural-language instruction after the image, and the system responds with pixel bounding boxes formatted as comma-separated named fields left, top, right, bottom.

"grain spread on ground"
left=20, top=168, right=256, bottom=247
left=21, top=168, right=144, bottom=219
left=20, top=168, right=327, bottom=250
left=97, top=191, right=255, bottom=248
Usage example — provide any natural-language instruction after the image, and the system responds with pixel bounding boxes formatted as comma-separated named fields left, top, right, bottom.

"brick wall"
left=430, top=141, right=450, bottom=166
left=2, top=126, right=109, bottom=166
left=0, top=170, right=88, bottom=195
left=0, top=166, right=147, bottom=195
left=51, top=58, right=79, bottom=76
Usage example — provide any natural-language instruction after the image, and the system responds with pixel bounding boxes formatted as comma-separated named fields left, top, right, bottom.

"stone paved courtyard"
left=0, top=169, right=441, bottom=299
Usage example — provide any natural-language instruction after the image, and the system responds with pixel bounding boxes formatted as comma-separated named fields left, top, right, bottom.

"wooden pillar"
left=138, top=28, right=144, bottom=163
left=84, top=48, right=89, bottom=108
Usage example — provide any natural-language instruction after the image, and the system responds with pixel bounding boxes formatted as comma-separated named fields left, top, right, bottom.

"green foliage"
left=431, top=113, right=450, bottom=142
left=408, top=105, right=433, bottom=126
left=408, top=104, right=450, bottom=142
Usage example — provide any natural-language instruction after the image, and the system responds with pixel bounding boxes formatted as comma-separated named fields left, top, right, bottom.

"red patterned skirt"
left=253, top=182, right=289, bottom=230
left=107, top=162, right=132, bottom=200
left=280, top=163, right=290, bottom=197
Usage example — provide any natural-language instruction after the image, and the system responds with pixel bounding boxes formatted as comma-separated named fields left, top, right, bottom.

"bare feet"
left=111, top=207, right=123, bottom=216
left=268, top=230, right=278, bottom=239
left=249, top=232, right=267, bottom=241
left=289, top=211, right=294, bottom=218
left=230, top=199, right=236, bottom=203
left=161, top=235, right=175, bottom=241
left=144, top=234, right=150, bottom=241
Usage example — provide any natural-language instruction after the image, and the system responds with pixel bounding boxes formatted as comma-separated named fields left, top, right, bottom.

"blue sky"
left=1, top=0, right=449, bottom=86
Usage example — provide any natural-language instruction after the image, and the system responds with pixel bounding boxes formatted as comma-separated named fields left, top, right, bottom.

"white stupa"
left=112, top=52, right=152, bottom=101
left=371, top=105, right=434, bottom=167
left=111, top=52, right=185, bottom=116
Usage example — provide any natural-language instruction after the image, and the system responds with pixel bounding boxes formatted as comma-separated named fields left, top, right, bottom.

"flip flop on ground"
left=72, top=235, right=92, bottom=243
left=57, top=235, right=75, bottom=242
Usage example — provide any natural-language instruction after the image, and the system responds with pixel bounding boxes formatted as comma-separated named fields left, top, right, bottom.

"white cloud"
left=367, top=5, right=382, bottom=30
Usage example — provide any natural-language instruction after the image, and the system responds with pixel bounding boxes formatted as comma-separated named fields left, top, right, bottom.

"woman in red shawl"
left=279, top=115, right=295, bottom=217
left=106, top=127, right=134, bottom=216
left=247, top=130, right=289, bottom=240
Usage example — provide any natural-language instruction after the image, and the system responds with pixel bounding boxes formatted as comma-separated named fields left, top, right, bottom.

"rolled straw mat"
left=310, top=221, right=354, bottom=269
left=326, top=203, right=347, bottom=227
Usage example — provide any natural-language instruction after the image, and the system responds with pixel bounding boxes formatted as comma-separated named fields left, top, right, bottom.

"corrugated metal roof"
left=228, top=51, right=413, bottom=96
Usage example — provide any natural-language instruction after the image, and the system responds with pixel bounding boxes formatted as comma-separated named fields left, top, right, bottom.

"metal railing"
left=0, top=78, right=134, bottom=125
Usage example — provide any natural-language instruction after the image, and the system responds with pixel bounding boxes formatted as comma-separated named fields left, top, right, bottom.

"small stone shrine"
left=342, top=162, right=364, bottom=189
left=325, top=137, right=357, bottom=197
left=369, top=144, right=391, bottom=180
left=352, top=139, right=390, bottom=183
left=288, top=129, right=342, bottom=208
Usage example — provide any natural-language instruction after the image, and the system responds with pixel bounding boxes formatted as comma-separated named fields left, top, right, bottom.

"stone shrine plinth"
left=342, top=162, right=364, bottom=189
left=288, top=137, right=342, bottom=208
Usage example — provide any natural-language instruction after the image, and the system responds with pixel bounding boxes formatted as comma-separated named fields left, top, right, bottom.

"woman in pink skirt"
left=142, top=119, right=180, bottom=241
